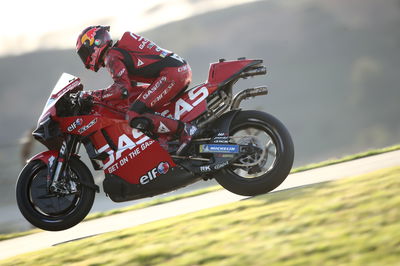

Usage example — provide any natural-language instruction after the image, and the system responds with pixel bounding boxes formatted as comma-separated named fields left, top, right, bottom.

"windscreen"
left=38, top=73, right=80, bottom=123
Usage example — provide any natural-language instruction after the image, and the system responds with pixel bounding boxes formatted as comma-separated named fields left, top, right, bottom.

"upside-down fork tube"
left=49, top=135, right=79, bottom=193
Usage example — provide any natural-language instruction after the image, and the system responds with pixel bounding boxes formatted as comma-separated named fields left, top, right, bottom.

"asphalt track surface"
left=1, top=150, right=399, bottom=260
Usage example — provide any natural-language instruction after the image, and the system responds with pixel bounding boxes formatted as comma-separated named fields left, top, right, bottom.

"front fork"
left=49, top=135, right=79, bottom=194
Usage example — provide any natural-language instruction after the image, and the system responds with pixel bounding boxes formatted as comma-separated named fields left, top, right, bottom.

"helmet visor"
left=77, top=46, right=90, bottom=68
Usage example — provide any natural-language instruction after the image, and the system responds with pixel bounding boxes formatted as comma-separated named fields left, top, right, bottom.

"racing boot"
left=140, top=113, right=200, bottom=155
left=176, top=123, right=199, bottom=156
left=127, top=110, right=199, bottom=155
left=128, top=111, right=180, bottom=134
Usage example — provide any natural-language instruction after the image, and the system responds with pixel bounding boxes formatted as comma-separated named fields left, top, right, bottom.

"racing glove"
left=80, top=90, right=103, bottom=102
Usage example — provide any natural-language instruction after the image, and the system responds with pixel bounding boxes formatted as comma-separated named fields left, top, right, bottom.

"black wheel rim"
left=28, top=166, right=82, bottom=218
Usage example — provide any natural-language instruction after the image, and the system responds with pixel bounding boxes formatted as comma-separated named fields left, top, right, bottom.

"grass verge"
left=0, top=144, right=399, bottom=241
left=82, top=143, right=400, bottom=221
left=291, top=144, right=400, bottom=173
left=2, top=166, right=399, bottom=265
left=0, top=229, right=41, bottom=242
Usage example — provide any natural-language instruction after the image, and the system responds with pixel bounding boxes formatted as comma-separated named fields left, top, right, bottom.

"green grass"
left=2, top=166, right=400, bottom=265
left=0, top=144, right=399, bottom=242
left=0, top=229, right=41, bottom=242
left=291, top=143, right=400, bottom=173
left=82, top=143, right=400, bottom=221
left=86, top=185, right=223, bottom=220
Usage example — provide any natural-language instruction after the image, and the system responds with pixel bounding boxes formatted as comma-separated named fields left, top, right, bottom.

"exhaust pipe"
left=231, top=86, right=268, bottom=110
left=240, top=66, right=267, bottom=78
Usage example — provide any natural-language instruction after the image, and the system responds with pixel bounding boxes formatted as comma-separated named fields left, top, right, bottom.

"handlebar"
left=61, top=91, right=93, bottom=116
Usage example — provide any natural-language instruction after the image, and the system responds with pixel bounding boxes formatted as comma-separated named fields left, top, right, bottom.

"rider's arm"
left=101, top=51, right=132, bottom=101
left=81, top=50, right=133, bottom=102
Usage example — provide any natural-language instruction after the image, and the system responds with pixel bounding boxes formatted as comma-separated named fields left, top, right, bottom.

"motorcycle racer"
left=76, top=25, right=197, bottom=154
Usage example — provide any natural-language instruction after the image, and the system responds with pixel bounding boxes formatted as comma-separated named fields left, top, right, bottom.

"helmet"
left=76, top=26, right=113, bottom=72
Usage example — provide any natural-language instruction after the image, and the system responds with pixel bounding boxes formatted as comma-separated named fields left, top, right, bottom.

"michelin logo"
left=199, top=144, right=239, bottom=154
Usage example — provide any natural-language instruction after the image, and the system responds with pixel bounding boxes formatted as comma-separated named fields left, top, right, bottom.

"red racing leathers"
left=82, top=32, right=192, bottom=137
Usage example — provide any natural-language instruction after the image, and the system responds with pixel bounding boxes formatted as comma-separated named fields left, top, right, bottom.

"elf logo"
left=140, top=162, right=170, bottom=185
left=67, top=118, right=83, bottom=132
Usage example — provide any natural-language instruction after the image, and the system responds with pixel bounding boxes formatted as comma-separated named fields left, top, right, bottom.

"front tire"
left=215, top=110, right=294, bottom=196
left=16, top=157, right=95, bottom=231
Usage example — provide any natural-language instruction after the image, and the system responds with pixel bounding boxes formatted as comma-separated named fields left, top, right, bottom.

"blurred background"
left=1, top=0, right=399, bottom=233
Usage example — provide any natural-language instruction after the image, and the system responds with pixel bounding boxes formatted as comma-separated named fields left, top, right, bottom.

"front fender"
left=26, top=151, right=98, bottom=193
left=28, top=150, right=81, bottom=165
left=28, top=150, right=59, bottom=165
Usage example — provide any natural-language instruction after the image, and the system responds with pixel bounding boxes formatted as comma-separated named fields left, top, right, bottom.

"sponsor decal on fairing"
left=78, top=118, right=98, bottom=134
left=67, top=118, right=83, bottom=132
left=140, top=161, right=170, bottom=185
left=160, top=86, right=209, bottom=120
left=99, top=130, right=156, bottom=173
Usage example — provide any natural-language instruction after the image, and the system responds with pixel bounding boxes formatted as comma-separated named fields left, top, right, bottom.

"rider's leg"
left=127, top=65, right=198, bottom=154
left=128, top=100, right=182, bottom=135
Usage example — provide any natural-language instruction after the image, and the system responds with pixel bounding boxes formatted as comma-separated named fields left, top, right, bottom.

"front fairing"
left=38, top=73, right=82, bottom=125
left=33, top=73, right=82, bottom=150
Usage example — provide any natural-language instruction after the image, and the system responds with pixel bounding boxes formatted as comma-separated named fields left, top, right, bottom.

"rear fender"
left=210, top=110, right=240, bottom=134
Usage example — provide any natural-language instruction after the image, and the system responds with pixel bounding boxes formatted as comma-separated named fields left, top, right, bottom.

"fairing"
left=93, top=127, right=177, bottom=184
left=207, top=59, right=263, bottom=87
left=38, top=73, right=82, bottom=125
left=157, top=84, right=209, bottom=122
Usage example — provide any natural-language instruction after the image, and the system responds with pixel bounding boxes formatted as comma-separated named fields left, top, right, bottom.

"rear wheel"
left=215, top=110, right=294, bottom=196
left=16, top=157, right=95, bottom=231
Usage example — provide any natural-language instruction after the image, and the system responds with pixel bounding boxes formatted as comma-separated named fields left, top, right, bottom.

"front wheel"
left=215, top=110, right=294, bottom=196
left=16, top=157, right=95, bottom=231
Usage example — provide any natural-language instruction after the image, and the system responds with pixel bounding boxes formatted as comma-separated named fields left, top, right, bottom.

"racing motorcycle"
left=16, top=58, right=294, bottom=231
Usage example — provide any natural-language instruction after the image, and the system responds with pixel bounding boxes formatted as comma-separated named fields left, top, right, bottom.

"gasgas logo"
left=160, top=85, right=209, bottom=119
left=98, top=129, right=153, bottom=172
left=140, top=162, right=170, bottom=185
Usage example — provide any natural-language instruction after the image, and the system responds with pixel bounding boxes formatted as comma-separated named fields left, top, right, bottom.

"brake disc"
left=232, top=136, right=268, bottom=168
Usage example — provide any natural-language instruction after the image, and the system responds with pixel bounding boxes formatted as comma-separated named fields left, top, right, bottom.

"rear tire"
left=16, top=157, right=95, bottom=231
left=215, top=110, right=294, bottom=196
